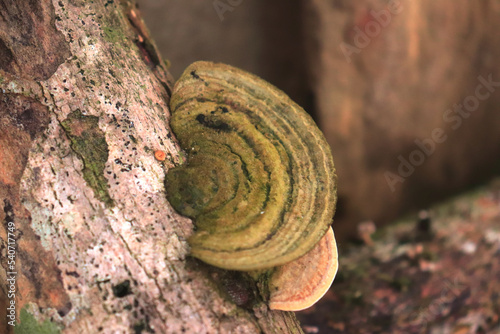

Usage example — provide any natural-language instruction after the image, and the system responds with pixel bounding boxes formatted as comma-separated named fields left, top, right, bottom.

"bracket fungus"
left=166, top=61, right=338, bottom=310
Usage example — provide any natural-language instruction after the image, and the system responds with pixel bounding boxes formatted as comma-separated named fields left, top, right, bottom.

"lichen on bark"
left=15, top=306, right=61, bottom=334
left=60, top=109, right=113, bottom=207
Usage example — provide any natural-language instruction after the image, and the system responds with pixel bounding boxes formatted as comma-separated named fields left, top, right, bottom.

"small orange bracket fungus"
left=269, top=226, right=338, bottom=311
left=165, top=61, right=338, bottom=311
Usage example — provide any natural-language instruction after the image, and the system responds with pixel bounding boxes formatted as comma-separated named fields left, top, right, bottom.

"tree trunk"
left=303, top=0, right=500, bottom=238
left=0, top=0, right=303, bottom=333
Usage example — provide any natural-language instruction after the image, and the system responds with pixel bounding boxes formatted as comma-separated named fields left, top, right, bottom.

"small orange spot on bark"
left=154, top=150, right=166, bottom=161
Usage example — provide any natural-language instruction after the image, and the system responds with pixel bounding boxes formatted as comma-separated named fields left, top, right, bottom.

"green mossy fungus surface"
left=61, top=110, right=113, bottom=207
left=15, top=308, right=61, bottom=334
left=166, top=61, right=337, bottom=271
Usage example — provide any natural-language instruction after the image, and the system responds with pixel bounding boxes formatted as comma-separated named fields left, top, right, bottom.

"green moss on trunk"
left=61, top=110, right=113, bottom=207
left=15, top=308, right=61, bottom=334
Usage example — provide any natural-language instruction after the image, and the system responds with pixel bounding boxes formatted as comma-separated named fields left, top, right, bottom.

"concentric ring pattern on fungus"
left=166, top=61, right=337, bottom=271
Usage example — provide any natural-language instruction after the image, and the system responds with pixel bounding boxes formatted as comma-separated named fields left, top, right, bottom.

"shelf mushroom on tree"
left=165, top=61, right=339, bottom=312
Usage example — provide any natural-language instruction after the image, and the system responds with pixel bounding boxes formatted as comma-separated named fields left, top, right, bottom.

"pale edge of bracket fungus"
left=165, top=61, right=338, bottom=311
left=269, top=226, right=338, bottom=311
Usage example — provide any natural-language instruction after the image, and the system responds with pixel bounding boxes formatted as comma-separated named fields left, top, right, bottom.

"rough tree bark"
left=0, top=0, right=303, bottom=333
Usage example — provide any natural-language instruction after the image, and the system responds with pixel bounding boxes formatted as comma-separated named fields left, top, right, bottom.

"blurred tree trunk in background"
left=304, top=0, right=500, bottom=238
left=0, top=0, right=302, bottom=333
left=138, top=1, right=310, bottom=108
left=140, top=0, right=500, bottom=239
